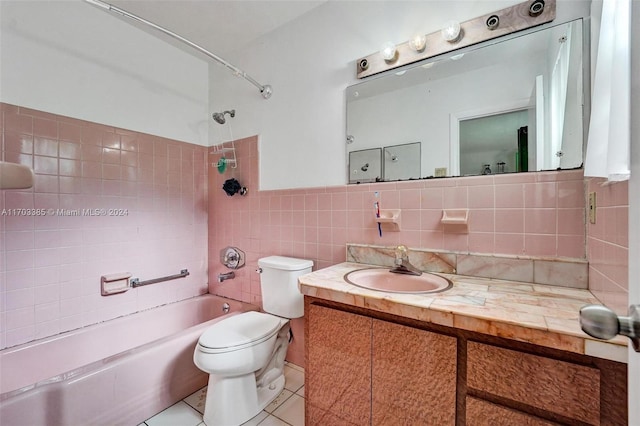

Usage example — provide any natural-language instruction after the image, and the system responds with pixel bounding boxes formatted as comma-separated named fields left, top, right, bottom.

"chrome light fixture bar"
left=356, top=0, right=556, bottom=79
left=83, top=0, right=272, bottom=99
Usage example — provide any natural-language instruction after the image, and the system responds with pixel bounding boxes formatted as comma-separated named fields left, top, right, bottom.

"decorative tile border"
left=346, top=243, right=588, bottom=289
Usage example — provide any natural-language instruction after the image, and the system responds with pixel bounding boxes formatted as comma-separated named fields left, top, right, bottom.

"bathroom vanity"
left=300, top=262, right=627, bottom=425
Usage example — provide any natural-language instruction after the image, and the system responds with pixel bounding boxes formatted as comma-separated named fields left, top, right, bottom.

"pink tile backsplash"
left=586, top=178, right=629, bottom=314
left=1, top=103, right=209, bottom=350
left=207, top=144, right=586, bottom=284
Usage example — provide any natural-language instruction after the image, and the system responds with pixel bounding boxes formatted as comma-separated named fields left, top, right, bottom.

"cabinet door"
left=306, top=304, right=372, bottom=426
left=372, top=320, right=457, bottom=425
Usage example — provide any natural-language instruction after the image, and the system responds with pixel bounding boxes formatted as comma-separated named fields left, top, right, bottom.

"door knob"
left=580, top=304, right=640, bottom=352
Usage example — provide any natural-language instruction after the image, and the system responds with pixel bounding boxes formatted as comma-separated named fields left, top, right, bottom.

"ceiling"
left=108, top=0, right=327, bottom=57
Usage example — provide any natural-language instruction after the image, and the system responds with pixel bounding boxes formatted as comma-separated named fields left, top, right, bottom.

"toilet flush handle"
left=256, top=267, right=263, bottom=273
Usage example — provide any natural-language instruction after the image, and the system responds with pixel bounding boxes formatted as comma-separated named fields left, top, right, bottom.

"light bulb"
left=380, top=42, right=397, bottom=61
left=441, top=20, right=461, bottom=42
left=408, top=33, right=427, bottom=52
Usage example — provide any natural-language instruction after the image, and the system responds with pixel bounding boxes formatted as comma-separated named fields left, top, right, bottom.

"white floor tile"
left=145, top=401, right=203, bottom=426
left=144, top=367, right=305, bottom=426
left=265, top=389, right=293, bottom=413
left=285, top=362, right=304, bottom=372
left=284, top=365, right=305, bottom=393
left=257, top=414, right=290, bottom=426
left=241, top=410, right=269, bottom=426
left=184, top=386, right=207, bottom=414
left=272, top=394, right=304, bottom=426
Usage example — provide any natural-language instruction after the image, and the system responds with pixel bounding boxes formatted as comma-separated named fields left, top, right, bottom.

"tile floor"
left=139, top=363, right=305, bottom=426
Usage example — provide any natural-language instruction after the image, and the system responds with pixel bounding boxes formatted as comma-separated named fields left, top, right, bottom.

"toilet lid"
left=258, top=256, right=313, bottom=271
left=198, top=311, right=282, bottom=351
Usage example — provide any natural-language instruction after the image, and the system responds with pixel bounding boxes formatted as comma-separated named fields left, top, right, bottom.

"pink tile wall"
left=0, top=103, right=209, bottom=350
left=207, top=137, right=587, bottom=367
left=586, top=178, right=629, bottom=315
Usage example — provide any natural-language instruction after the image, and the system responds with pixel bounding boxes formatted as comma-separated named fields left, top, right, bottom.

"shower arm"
left=83, top=0, right=272, bottom=99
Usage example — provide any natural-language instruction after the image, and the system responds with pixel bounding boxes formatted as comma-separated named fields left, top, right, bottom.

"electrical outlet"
left=435, top=167, right=447, bottom=177
left=588, top=192, right=596, bottom=224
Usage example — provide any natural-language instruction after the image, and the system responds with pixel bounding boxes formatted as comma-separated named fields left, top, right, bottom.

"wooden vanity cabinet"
left=306, top=303, right=457, bottom=425
left=305, top=297, right=627, bottom=426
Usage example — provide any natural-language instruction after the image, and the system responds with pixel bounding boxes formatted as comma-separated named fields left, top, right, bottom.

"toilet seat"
left=197, top=311, right=283, bottom=354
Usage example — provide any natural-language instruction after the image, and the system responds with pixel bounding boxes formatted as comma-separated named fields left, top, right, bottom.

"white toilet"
left=193, top=256, right=313, bottom=426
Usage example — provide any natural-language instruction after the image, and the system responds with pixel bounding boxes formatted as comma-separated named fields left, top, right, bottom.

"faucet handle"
left=394, top=245, right=409, bottom=264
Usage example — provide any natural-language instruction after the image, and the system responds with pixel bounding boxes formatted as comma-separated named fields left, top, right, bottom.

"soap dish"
left=377, top=209, right=401, bottom=231
left=441, top=209, right=469, bottom=225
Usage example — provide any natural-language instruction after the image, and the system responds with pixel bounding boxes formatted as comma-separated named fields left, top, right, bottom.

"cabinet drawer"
left=466, top=396, right=560, bottom=426
left=467, top=342, right=600, bottom=425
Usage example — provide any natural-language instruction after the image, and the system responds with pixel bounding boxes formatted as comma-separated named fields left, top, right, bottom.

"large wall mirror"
left=346, top=18, right=587, bottom=182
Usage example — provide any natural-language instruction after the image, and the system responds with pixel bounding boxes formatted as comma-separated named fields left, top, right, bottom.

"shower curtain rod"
left=83, top=0, right=272, bottom=99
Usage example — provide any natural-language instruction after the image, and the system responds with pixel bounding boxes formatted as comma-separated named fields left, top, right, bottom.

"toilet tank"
left=258, top=256, right=313, bottom=318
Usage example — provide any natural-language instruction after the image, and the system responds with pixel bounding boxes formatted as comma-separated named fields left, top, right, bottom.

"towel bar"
left=130, top=269, right=190, bottom=288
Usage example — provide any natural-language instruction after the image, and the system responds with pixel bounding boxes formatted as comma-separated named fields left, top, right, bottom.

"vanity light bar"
left=356, top=0, right=556, bottom=79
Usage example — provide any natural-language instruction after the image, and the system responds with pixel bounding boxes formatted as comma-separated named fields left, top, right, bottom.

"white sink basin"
left=344, top=268, right=452, bottom=294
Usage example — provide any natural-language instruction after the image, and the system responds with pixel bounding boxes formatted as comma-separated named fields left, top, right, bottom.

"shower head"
left=212, top=109, right=235, bottom=125
left=212, top=113, right=225, bottom=124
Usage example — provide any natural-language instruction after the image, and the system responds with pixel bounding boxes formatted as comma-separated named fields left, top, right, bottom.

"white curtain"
left=584, top=0, right=631, bottom=181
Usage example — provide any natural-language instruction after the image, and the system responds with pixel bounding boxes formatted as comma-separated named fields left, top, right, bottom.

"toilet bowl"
left=194, top=311, right=289, bottom=425
left=193, top=256, right=313, bottom=426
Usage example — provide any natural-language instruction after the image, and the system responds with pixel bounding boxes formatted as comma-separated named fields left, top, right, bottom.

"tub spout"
left=218, top=272, right=235, bottom=282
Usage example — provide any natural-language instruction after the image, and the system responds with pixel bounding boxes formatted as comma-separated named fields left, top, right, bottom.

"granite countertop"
left=298, top=262, right=628, bottom=363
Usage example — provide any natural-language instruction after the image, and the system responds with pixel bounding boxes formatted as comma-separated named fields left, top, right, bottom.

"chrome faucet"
left=218, top=271, right=235, bottom=282
left=390, top=245, right=422, bottom=276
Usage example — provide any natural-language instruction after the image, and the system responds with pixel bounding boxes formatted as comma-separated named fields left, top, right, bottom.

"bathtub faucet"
left=218, top=272, right=235, bottom=282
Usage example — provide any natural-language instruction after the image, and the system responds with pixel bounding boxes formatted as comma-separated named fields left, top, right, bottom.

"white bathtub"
left=0, top=295, right=257, bottom=426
